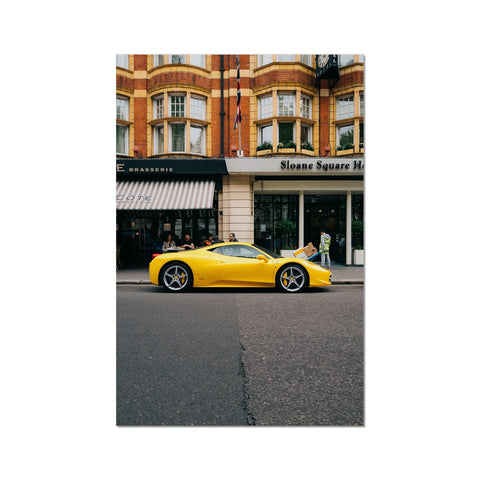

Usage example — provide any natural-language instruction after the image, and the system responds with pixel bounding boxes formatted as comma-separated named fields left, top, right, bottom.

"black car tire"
left=160, top=261, right=193, bottom=293
left=276, top=264, right=309, bottom=293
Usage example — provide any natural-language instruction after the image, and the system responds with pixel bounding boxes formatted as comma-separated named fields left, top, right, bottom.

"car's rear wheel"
left=160, top=262, right=193, bottom=292
left=276, top=264, right=308, bottom=293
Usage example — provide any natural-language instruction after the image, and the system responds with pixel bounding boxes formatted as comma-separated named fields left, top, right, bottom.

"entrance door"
left=303, top=195, right=346, bottom=264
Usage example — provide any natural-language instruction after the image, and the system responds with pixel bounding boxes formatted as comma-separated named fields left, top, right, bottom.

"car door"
left=215, top=244, right=275, bottom=286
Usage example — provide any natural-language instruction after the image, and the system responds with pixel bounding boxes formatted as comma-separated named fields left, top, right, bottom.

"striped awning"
left=116, top=180, right=215, bottom=210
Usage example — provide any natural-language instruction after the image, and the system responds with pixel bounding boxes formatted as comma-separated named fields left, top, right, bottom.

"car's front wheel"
left=276, top=264, right=308, bottom=293
left=160, top=262, right=193, bottom=292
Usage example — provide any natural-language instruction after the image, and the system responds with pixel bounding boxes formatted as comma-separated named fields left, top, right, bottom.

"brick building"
left=116, top=54, right=364, bottom=265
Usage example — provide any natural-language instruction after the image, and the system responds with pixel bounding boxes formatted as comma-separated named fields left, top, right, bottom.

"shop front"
left=225, top=157, right=364, bottom=265
left=116, top=158, right=227, bottom=266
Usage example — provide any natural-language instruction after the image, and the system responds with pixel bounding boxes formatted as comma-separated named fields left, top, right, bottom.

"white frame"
left=258, top=124, right=273, bottom=145
left=190, top=95, right=206, bottom=120
left=336, top=94, right=354, bottom=120
left=170, top=123, right=186, bottom=152
left=153, top=125, right=164, bottom=154
left=170, top=94, right=185, bottom=117
left=116, top=124, right=129, bottom=155
left=258, top=95, right=273, bottom=119
left=190, top=124, right=205, bottom=154
left=153, top=96, right=164, bottom=119
left=278, top=93, right=295, bottom=116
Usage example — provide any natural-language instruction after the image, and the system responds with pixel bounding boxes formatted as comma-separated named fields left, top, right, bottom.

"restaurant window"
left=116, top=54, right=129, bottom=69
left=170, top=123, right=185, bottom=152
left=278, top=94, right=295, bottom=116
left=170, top=95, right=185, bottom=117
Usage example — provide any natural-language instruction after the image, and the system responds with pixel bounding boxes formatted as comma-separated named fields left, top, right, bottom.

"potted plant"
left=276, top=219, right=296, bottom=256
left=300, top=141, right=314, bottom=155
left=256, top=141, right=273, bottom=155
left=277, top=141, right=296, bottom=153
left=352, top=220, right=364, bottom=265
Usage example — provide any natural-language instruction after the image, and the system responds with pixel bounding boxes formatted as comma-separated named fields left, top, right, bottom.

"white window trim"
left=277, top=93, right=296, bottom=117
left=190, top=124, right=206, bottom=155
left=169, top=122, right=186, bottom=152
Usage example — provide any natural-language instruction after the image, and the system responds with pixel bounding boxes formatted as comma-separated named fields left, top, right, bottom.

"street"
left=117, top=284, right=363, bottom=426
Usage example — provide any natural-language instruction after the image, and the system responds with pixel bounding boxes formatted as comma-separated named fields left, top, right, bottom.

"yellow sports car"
left=149, top=242, right=331, bottom=293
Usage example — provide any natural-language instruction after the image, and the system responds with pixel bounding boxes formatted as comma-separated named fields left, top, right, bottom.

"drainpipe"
left=220, top=55, right=225, bottom=158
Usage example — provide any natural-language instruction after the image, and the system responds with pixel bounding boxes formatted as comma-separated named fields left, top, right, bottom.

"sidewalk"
left=116, top=263, right=364, bottom=285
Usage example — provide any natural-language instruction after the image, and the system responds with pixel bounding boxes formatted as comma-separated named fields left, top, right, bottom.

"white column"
left=298, top=191, right=304, bottom=248
left=346, top=190, right=352, bottom=265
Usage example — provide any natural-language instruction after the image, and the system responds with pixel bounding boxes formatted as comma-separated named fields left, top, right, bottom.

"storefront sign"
left=280, top=159, right=364, bottom=172
left=116, top=158, right=228, bottom=175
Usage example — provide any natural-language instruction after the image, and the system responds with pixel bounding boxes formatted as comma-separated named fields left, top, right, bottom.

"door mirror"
left=257, top=254, right=268, bottom=262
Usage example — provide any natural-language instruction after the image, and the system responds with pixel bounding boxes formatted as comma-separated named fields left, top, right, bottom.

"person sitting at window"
left=162, top=234, right=176, bottom=253
left=180, top=233, right=195, bottom=249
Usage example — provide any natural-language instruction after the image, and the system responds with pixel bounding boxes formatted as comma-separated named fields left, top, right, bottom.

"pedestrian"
left=229, top=233, right=239, bottom=242
left=203, top=233, right=214, bottom=246
left=162, top=233, right=176, bottom=252
left=319, top=229, right=331, bottom=269
left=180, top=233, right=195, bottom=249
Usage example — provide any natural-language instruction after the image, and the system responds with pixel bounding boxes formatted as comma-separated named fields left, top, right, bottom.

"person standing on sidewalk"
left=320, top=229, right=331, bottom=270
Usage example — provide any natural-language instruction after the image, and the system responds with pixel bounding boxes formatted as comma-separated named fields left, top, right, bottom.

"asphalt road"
left=117, top=284, right=363, bottom=426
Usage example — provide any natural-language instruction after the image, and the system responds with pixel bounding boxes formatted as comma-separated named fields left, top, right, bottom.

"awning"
left=116, top=180, right=215, bottom=210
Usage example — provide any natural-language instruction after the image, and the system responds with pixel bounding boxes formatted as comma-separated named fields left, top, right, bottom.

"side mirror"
left=257, top=254, right=268, bottom=262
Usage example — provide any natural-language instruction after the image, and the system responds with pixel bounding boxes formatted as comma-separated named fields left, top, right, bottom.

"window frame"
left=190, top=124, right=206, bottom=155
left=170, top=94, right=186, bottom=117
left=170, top=122, right=186, bottom=152
left=116, top=54, right=129, bottom=69
left=190, top=95, right=206, bottom=120
left=277, top=93, right=295, bottom=117
left=258, top=94, right=273, bottom=119
left=336, top=94, right=355, bottom=120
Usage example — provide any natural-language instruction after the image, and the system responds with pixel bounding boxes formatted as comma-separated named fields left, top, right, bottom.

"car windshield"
left=253, top=245, right=282, bottom=259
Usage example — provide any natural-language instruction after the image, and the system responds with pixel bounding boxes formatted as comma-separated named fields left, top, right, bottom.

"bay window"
left=258, top=124, right=273, bottom=145
left=153, top=96, right=164, bottom=119
left=190, top=54, right=205, bottom=68
left=300, top=55, right=312, bottom=67
left=190, top=96, right=206, bottom=120
left=170, top=54, right=186, bottom=64
left=337, top=124, right=354, bottom=151
left=258, top=95, right=273, bottom=119
left=258, top=54, right=273, bottom=67
left=116, top=125, right=128, bottom=155
left=171, top=123, right=185, bottom=152
left=300, top=95, right=312, bottom=119
left=190, top=125, right=205, bottom=154
left=336, top=94, right=354, bottom=120
left=339, top=54, right=355, bottom=67
left=153, top=125, right=164, bottom=154
left=153, top=55, right=164, bottom=67
left=170, top=95, right=185, bottom=117
left=301, top=124, right=312, bottom=144
left=278, top=122, right=295, bottom=146
left=278, top=94, right=295, bottom=116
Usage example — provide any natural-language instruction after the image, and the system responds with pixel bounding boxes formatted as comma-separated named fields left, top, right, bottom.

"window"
left=190, top=125, right=205, bottom=154
left=170, top=123, right=185, bottom=152
left=277, top=54, right=295, bottom=62
left=116, top=125, right=129, bottom=155
left=339, top=54, right=355, bottom=67
left=337, top=124, right=354, bottom=151
left=300, top=95, right=311, bottom=119
left=153, top=125, right=164, bottom=154
left=300, top=55, right=312, bottom=67
left=170, top=95, right=185, bottom=117
left=258, top=124, right=273, bottom=145
left=258, top=95, right=273, bottom=119
left=278, top=123, right=295, bottom=145
left=258, top=54, right=273, bottom=67
left=301, top=124, right=312, bottom=144
left=116, top=54, right=129, bottom=69
left=360, top=92, right=364, bottom=116
left=336, top=94, right=354, bottom=120
left=153, top=55, right=164, bottom=67
left=153, top=96, right=164, bottom=119
left=190, top=96, right=206, bottom=120
left=116, top=96, right=129, bottom=155
left=190, top=54, right=205, bottom=68
left=278, top=94, right=295, bottom=116
left=116, top=97, right=129, bottom=121
left=170, top=54, right=186, bottom=64
left=216, top=244, right=260, bottom=258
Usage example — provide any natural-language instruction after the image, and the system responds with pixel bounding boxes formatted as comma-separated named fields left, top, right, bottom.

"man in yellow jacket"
left=320, top=229, right=331, bottom=270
